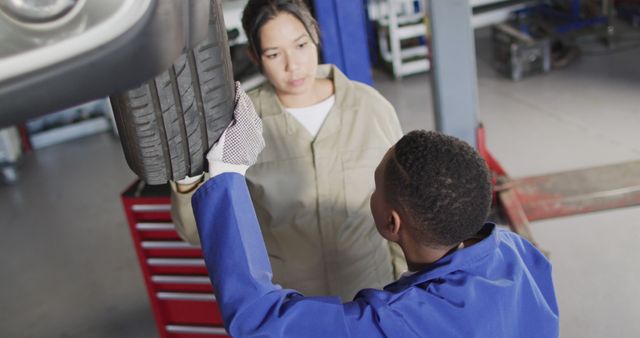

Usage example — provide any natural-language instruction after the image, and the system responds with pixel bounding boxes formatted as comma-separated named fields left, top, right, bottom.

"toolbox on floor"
left=492, top=22, right=551, bottom=81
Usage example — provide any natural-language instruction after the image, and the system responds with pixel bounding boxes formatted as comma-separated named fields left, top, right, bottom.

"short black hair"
left=241, top=0, right=319, bottom=64
left=384, top=130, right=492, bottom=247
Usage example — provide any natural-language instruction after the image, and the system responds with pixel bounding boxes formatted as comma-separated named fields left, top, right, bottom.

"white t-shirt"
left=285, top=95, right=335, bottom=138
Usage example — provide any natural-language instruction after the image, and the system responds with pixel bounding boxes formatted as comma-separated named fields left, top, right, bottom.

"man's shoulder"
left=494, top=228, right=551, bottom=270
left=495, top=228, right=534, bottom=249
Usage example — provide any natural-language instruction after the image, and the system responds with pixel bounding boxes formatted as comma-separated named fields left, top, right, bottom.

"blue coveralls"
left=192, top=173, right=559, bottom=337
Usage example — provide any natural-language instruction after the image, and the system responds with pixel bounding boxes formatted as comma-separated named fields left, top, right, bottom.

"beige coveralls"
left=171, top=65, right=406, bottom=301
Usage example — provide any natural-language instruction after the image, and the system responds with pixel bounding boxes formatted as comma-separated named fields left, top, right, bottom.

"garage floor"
left=1, top=27, right=639, bottom=337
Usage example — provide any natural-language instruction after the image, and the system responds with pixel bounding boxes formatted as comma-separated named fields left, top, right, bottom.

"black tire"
left=110, top=0, right=234, bottom=185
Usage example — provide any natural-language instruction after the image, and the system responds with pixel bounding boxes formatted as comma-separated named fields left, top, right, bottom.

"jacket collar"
left=384, top=223, right=499, bottom=293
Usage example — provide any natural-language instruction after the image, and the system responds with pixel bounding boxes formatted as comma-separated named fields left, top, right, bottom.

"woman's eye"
left=265, top=53, right=278, bottom=59
left=298, top=42, right=308, bottom=49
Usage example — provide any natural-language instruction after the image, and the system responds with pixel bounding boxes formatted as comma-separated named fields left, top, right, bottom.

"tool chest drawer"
left=122, top=181, right=229, bottom=338
left=136, top=222, right=184, bottom=240
left=142, top=240, right=204, bottom=258
left=152, top=275, right=214, bottom=293
left=157, top=292, right=224, bottom=325
left=166, top=325, right=229, bottom=338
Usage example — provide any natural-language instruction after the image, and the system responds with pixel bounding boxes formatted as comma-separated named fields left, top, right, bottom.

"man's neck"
left=403, top=242, right=461, bottom=272
left=402, top=231, right=489, bottom=272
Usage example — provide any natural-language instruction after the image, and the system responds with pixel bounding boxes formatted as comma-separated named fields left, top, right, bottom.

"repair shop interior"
left=1, top=0, right=639, bottom=337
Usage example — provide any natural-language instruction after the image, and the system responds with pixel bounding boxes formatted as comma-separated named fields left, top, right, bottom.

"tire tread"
left=109, top=0, right=234, bottom=184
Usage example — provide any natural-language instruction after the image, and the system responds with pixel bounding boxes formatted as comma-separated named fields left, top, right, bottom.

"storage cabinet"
left=121, top=181, right=228, bottom=338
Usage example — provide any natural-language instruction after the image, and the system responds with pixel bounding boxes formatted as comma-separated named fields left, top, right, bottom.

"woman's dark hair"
left=384, top=130, right=492, bottom=247
left=241, top=0, right=319, bottom=63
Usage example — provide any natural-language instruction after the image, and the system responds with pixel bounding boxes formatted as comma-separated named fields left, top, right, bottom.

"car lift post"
left=428, top=0, right=479, bottom=148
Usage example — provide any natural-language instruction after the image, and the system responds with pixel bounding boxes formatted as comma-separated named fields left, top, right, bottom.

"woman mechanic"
left=171, top=0, right=405, bottom=301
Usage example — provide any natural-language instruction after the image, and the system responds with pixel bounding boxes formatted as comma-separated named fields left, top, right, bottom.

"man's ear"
left=385, top=209, right=402, bottom=241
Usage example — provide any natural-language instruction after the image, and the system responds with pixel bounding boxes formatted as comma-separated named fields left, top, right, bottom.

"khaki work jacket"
left=171, top=65, right=406, bottom=301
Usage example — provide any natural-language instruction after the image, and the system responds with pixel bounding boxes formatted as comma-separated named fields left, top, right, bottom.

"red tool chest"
left=121, top=180, right=229, bottom=338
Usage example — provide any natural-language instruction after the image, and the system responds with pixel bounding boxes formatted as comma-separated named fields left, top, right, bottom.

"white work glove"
left=207, top=82, right=265, bottom=177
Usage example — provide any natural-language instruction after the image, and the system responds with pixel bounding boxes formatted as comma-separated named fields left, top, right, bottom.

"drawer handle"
left=132, top=204, right=171, bottom=212
left=157, top=292, right=216, bottom=301
left=166, top=325, right=227, bottom=335
left=142, top=241, right=197, bottom=249
left=136, top=222, right=175, bottom=231
left=152, top=275, right=211, bottom=285
left=147, top=258, right=205, bottom=266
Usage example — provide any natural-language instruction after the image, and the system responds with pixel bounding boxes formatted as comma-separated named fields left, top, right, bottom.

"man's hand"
left=207, top=82, right=265, bottom=177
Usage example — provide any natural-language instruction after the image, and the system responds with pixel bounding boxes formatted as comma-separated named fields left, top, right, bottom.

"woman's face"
left=258, top=12, right=318, bottom=99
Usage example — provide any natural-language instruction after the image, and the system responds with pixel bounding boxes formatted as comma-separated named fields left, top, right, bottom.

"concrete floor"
left=2, top=27, right=640, bottom=337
